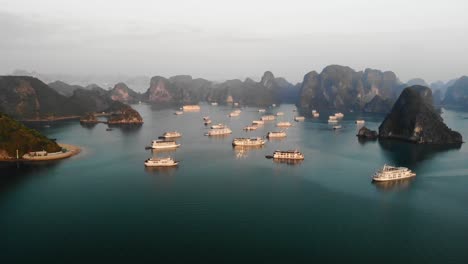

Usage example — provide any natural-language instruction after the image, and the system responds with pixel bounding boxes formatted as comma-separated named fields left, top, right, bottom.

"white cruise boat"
left=229, top=111, right=240, bottom=117
left=355, top=120, right=365, bottom=124
left=276, top=112, right=284, bottom=116
left=272, top=150, right=304, bottom=160
left=211, top=123, right=226, bottom=129
left=267, top=131, right=287, bottom=138
left=206, top=128, right=232, bottom=136
left=174, top=111, right=183, bottom=115
left=335, top=112, right=344, bottom=118
left=144, top=157, right=179, bottom=167
left=258, top=109, right=266, bottom=113
left=182, top=105, right=200, bottom=111
left=373, top=165, right=416, bottom=182
left=252, top=120, right=264, bottom=126
left=276, top=121, right=292, bottom=127
left=151, top=140, right=181, bottom=149
left=243, top=125, right=258, bottom=131
left=232, top=137, right=265, bottom=147
left=294, top=116, right=305, bottom=122
left=261, top=115, right=276, bottom=121
left=162, top=131, right=181, bottom=138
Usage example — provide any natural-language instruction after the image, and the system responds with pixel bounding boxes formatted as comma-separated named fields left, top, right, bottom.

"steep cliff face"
left=443, top=76, right=468, bottom=108
left=379, top=86, right=462, bottom=144
left=109, top=82, right=141, bottom=104
left=0, top=76, right=78, bottom=119
left=298, top=65, right=403, bottom=112
left=363, top=95, right=393, bottom=113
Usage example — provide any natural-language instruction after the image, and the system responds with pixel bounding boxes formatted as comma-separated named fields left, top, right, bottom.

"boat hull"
left=151, top=144, right=181, bottom=149
left=372, top=173, right=416, bottom=182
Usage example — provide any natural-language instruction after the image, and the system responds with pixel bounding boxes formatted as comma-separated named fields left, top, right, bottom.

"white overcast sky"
left=1, top=0, right=467, bottom=83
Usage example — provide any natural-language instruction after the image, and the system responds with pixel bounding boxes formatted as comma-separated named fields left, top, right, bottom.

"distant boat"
left=267, top=131, right=287, bottom=138
left=258, top=109, right=266, bottom=113
left=276, top=122, right=292, bottom=127
left=211, top=123, right=226, bottom=129
left=276, top=112, right=284, bottom=116
left=252, top=120, right=264, bottom=126
left=174, top=111, right=183, bottom=115
left=355, top=120, right=365, bottom=124
left=294, top=116, right=305, bottom=122
left=211, top=102, right=218, bottom=106
left=144, top=157, right=179, bottom=167
left=261, top=115, right=275, bottom=121
left=243, top=125, right=258, bottom=131
left=205, top=128, right=232, bottom=136
left=333, top=125, right=342, bottom=130
left=204, top=119, right=212, bottom=125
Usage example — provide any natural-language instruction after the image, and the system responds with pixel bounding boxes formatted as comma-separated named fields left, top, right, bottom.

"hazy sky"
left=1, top=0, right=468, bottom=83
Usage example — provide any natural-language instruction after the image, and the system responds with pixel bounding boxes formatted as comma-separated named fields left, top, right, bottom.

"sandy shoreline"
left=0, top=143, right=81, bottom=162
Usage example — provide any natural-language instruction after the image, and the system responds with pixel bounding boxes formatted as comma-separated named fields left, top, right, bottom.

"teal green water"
left=1, top=104, right=468, bottom=263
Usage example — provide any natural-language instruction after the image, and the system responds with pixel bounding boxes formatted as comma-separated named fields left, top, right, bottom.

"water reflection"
left=109, top=124, right=143, bottom=134
left=378, top=139, right=461, bottom=168
left=80, top=123, right=97, bottom=129
left=144, top=166, right=178, bottom=176
left=232, top=145, right=264, bottom=159
left=0, top=161, right=60, bottom=195
left=272, top=159, right=303, bottom=166
left=372, top=178, right=415, bottom=192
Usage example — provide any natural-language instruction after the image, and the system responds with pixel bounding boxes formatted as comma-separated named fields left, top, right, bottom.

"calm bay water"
left=1, top=104, right=468, bottom=263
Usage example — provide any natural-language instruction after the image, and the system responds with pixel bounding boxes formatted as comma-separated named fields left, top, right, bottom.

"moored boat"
left=232, top=137, right=265, bottom=147
left=261, top=115, right=276, bottom=121
left=272, top=150, right=304, bottom=160
left=243, top=125, right=258, bottom=131
left=162, top=131, right=181, bottom=138
left=204, top=119, right=212, bottom=125
left=258, top=109, right=266, bottom=113
left=206, top=128, right=232, bottom=136
left=355, top=120, right=365, bottom=124
left=276, top=121, right=292, bottom=127
left=372, top=165, right=416, bottom=182
left=334, top=112, right=344, bottom=118
left=333, top=125, right=342, bottom=130
left=211, top=123, right=226, bottom=129
left=294, top=116, right=305, bottom=122
left=151, top=140, right=181, bottom=149
left=174, top=111, right=183, bottom=115
left=182, top=105, right=200, bottom=111
left=276, top=112, right=284, bottom=116
left=266, top=131, right=287, bottom=138
left=144, top=157, right=179, bottom=167
left=252, top=120, right=264, bottom=126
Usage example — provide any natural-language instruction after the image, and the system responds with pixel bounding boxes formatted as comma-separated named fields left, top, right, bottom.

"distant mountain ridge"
left=0, top=76, right=133, bottom=120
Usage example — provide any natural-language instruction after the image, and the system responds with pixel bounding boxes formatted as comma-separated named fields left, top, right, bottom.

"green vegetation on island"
left=0, top=112, right=61, bottom=159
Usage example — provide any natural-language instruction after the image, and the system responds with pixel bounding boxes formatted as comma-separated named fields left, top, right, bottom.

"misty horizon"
left=1, top=0, right=468, bottom=85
